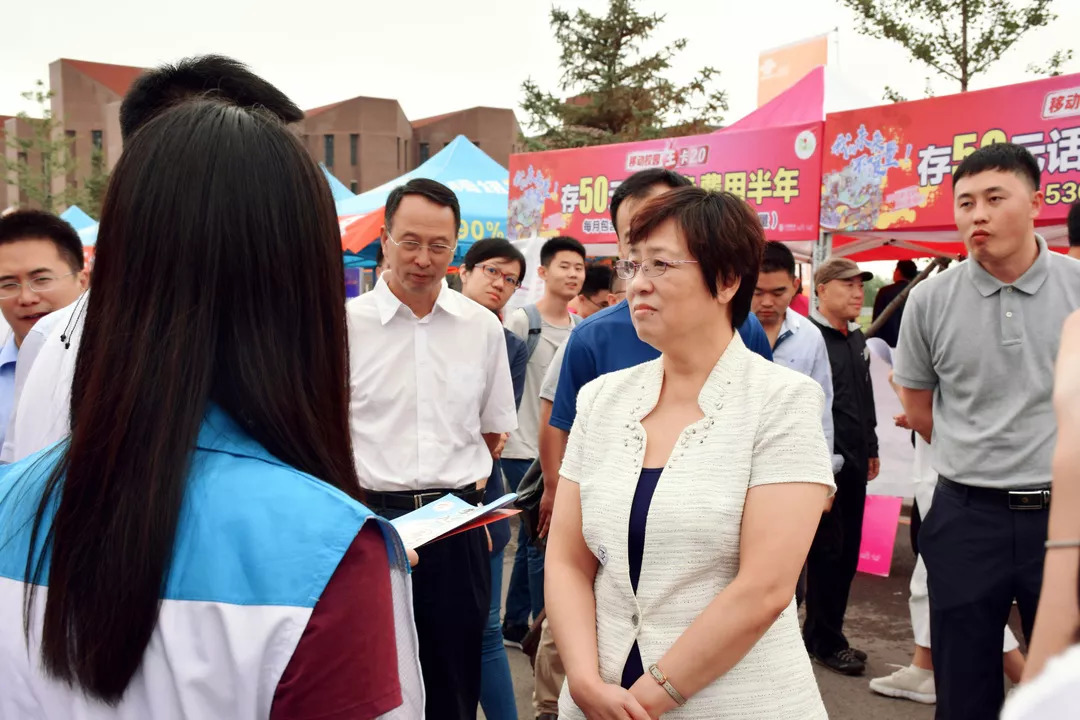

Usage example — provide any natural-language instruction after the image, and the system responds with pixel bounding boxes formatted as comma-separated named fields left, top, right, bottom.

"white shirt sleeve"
left=1, top=307, right=73, bottom=463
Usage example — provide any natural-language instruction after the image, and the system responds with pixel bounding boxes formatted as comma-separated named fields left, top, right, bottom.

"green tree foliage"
left=1, top=80, right=108, bottom=216
left=520, top=0, right=729, bottom=150
left=841, top=0, right=1072, bottom=101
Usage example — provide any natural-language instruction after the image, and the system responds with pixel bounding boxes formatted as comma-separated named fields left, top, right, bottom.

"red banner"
left=821, top=73, right=1080, bottom=233
left=507, top=122, right=823, bottom=246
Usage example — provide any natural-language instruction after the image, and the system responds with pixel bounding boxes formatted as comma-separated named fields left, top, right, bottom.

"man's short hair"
left=897, top=259, right=918, bottom=280
left=384, top=178, right=461, bottom=235
left=1069, top=201, right=1080, bottom=247
left=581, top=263, right=613, bottom=297
left=628, top=187, right=764, bottom=329
left=540, top=236, right=586, bottom=267
left=120, top=55, right=304, bottom=140
left=610, top=169, right=692, bottom=236
left=953, top=142, right=1040, bottom=192
left=462, top=237, right=526, bottom=279
left=0, top=209, right=84, bottom=272
left=761, top=241, right=796, bottom=277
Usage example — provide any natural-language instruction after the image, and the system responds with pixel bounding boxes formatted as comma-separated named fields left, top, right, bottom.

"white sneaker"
left=869, top=664, right=936, bottom=704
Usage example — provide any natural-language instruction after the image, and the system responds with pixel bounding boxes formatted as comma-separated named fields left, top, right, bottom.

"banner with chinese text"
left=506, top=122, right=823, bottom=247
left=821, top=73, right=1080, bottom=233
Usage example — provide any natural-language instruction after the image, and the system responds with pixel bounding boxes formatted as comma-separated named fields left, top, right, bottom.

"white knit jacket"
left=557, top=335, right=835, bottom=719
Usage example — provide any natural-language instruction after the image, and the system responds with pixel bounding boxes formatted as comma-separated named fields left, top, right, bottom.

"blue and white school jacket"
left=0, top=406, right=424, bottom=719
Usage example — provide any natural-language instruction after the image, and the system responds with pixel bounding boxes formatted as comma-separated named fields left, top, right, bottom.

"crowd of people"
left=0, top=54, right=1079, bottom=720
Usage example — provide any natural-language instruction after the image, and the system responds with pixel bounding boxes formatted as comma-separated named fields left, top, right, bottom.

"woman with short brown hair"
left=546, top=187, right=834, bottom=719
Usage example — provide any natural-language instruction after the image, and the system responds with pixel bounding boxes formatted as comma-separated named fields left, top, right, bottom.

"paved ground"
left=491, top=517, right=941, bottom=720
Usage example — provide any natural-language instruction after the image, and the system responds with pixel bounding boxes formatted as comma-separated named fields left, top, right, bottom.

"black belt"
left=365, top=483, right=484, bottom=511
left=938, top=476, right=1050, bottom=511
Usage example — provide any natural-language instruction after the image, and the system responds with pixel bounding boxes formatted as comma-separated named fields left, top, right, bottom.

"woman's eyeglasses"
left=613, top=258, right=699, bottom=280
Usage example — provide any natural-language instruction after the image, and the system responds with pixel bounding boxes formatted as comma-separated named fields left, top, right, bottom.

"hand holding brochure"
left=390, top=492, right=519, bottom=549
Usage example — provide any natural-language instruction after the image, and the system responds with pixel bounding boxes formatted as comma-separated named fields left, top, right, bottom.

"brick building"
left=2, top=58, right=520, bottom=211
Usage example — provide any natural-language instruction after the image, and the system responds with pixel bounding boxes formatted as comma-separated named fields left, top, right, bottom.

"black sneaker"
left=812, top=647, right=866, bottom=676
left=502, top=623, right=528, bottom=650
left=850, top=646, right=868, bottom=663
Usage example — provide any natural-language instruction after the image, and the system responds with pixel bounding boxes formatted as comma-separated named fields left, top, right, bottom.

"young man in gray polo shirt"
left=895, top=143, right=1080, bottom=720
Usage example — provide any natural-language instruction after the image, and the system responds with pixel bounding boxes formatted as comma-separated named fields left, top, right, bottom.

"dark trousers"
left=803, top=463, right=867, bottom=656
left=920, top=479, right=1047, bottom=720
left=378, top=504, right=491, bottom=720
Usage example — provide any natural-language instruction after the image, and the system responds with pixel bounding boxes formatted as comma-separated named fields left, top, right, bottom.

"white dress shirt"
left=347, top=277, right=517, bottom=492
left=1, top=294, right=85, bottom=463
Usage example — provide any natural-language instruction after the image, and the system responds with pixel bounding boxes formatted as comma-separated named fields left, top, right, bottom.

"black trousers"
left=921, top=479, right=1047, bottom=720
left=377, top=504, right=491, bottom=720
left=803, top=463, right=867, bottom=656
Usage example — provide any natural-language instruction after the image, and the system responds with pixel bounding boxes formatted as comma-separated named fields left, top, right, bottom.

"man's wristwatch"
left=647, top=663, right=686, bottom=706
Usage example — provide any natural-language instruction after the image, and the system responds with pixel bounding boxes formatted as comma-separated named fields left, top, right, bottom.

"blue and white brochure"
left=390, top=492, right=518, bottom=548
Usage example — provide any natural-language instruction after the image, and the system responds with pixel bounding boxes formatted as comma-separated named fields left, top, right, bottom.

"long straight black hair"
left=24, top=99, right=361, bottom=704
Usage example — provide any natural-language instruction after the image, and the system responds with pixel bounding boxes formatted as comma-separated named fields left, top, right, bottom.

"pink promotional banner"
left=506, top=121, right=824, bottom=245
left=857, top=495, right=903, bottom=577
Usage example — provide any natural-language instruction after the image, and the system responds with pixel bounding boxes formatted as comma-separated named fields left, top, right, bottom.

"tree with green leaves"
left=520, top=0, right=728, bottom=150
left=1, top=80, right=108, bottom=216
left=841, top=0, right=1074, bottom=102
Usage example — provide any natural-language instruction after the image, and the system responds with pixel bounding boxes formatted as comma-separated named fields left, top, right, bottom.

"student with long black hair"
left=0, top=98, right=421, bottom=718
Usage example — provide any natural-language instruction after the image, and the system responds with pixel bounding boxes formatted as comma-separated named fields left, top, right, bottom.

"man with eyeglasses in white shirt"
left=347, top=178, right=517, bottom=720
left=0, top=210, right=88, bottom=455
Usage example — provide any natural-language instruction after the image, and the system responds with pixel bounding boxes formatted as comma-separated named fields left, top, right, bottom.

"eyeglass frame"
left=613, top=258, right=700, bottom=280
left=581, top=293, right=610, bottom=309
left=0, top=271, right=79, bottom=301
left=385, top=229, right=457, bottom=258
left=472, top=263, right=522, bottom=289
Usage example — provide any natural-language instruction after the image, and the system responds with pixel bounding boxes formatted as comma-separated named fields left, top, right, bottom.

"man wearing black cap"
left=804, top=257, right=880, bottom=676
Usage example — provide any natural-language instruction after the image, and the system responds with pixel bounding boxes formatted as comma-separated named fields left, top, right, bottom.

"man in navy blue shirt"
left=538, top=169, right=773, bottom=536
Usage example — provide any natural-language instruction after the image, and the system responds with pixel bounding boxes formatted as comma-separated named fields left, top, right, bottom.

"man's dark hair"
left=540, top=236, right=586, bottom=267
left=897, top=259, right=918, bottom=280
left=628, top=187, right=764, bottom=329
left=0, top=209, right=84, bottom=271
left=1069, top=201, right=1080, bottom=247
left=761, top=241, right=796, bottom=277
left=120, top=55, right=303, bottom=140
left=953, top=142, right=1040, bottom=192
left=610, top=169, right=692, bottom=236
left=462, top=237, right=526, bottom=279
left=384, top=178, right=461, bottom=235
left=374, top=243, right=385, bottom=269
left=581, top=263, right=613, bottom=297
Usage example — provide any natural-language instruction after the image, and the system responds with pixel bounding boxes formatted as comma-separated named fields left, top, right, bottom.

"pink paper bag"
left=857, top=495, right=903, bottom=577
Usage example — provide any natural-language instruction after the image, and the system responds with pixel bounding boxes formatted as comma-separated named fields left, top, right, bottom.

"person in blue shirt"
left=0, top=211, right=89, bottom=453
left=752, top=241, right=839, bottom=474
left=540, top=168, right=773, bottom=536
left=459, top=236, right=529, bottom=720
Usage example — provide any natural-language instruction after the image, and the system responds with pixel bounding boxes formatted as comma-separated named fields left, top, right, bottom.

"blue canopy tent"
left=337, top=136, right=509, bottom=268
left=60, top=205, right=98, bottom=247
left=321, top=163, right=356, bottom=203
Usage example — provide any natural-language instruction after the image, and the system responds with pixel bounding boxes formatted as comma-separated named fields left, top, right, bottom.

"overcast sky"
left=1, top=0, right=1077, bottom=126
